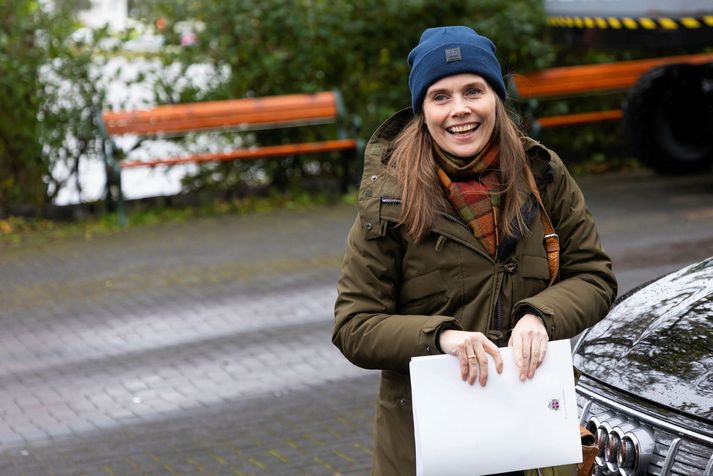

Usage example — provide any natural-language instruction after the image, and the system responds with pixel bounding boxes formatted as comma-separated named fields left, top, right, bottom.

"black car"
left=573, top=257, right=713, bottom=476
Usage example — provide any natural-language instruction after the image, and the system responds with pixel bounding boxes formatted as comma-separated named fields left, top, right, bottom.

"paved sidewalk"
left=0, top=204, right=377, bottom=475
left=1, top=169, right=712, bottom=475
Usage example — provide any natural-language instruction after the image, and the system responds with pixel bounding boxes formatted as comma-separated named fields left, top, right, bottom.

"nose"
left=451, top=95, right=471, bottom=116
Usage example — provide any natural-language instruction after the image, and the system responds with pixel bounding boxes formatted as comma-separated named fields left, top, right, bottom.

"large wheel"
left=623, top=63, right=713, bottom=173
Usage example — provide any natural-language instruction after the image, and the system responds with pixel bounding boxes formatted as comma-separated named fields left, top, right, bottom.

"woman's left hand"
left=508, top=313, right=549, bottom=381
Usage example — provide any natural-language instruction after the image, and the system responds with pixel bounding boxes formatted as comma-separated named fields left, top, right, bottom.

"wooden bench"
left=97, top=90, right=361, bottom=225
left=509, top=52, right=713, bottom=132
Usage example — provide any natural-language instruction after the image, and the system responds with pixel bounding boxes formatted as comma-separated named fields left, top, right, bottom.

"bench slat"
left=537, top=109, right=623, bottom=128
left=120, top=138, right=358, bottom=168
left=100, top=90, right=359, bottom=225
left=105, top=106, right=338, bottom=136
left=512, top=52, right=713, bottom=98
left=103, top=92, right=340, bottom=136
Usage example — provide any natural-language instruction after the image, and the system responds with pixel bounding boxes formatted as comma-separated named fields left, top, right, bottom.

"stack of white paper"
left=410, top=339, right=581, bottom=476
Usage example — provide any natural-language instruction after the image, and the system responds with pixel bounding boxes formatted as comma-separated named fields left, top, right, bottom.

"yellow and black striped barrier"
left=547, top=15, right=713, bottom=30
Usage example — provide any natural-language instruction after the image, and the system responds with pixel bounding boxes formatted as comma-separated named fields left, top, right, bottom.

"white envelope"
left=410, top=339, right=581, bottom=476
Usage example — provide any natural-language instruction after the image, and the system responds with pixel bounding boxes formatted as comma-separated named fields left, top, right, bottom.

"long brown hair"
left=387, top=97, right=531, bottom=243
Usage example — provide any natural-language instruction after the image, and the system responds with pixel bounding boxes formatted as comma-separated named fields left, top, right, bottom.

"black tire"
left=623, top=63, right=713, bottom=174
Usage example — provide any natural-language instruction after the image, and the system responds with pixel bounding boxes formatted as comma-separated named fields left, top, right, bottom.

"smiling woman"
left=422, top=74, right=496, bottom=158
left=332, top=25, right=618, bottom=475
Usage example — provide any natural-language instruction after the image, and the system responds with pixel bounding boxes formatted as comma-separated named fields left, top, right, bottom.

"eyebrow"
left=427, top=80, right=489, bottom=96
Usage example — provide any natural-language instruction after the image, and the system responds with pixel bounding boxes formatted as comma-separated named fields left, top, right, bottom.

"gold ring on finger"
left=467, top=355, right=476, bottom=360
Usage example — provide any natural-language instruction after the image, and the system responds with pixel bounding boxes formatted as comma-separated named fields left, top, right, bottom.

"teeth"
left=448, top=124, right=477, bottom=133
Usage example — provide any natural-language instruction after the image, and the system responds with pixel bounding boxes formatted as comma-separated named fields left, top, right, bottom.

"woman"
left=333, top=26, right=617, bottom=475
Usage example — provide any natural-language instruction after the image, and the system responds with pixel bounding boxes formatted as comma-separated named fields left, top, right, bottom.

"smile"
left=447, top=123, right=479, bottom=134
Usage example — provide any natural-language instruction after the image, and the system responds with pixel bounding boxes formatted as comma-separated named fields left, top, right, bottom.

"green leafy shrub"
left=9, top=0, right=644, bottom=215
left=0, top=1, right=111, bottom=216
left=133, top=0, right=554, bottom=192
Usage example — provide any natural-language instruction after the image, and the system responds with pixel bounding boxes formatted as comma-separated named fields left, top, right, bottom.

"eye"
left=432, top=93, right=448, bottom=102
left=465, top=87, right=483, bottom=97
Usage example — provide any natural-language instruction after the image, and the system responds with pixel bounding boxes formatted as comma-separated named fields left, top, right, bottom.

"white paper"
left=410, top=339, right=581, bottom=476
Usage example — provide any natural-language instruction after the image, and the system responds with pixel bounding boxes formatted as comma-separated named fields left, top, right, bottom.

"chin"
left=449, top=145, right=484, bottom=158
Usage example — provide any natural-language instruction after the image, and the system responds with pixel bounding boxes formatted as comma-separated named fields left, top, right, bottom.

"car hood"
left=573, top=257, right=713, bottom=421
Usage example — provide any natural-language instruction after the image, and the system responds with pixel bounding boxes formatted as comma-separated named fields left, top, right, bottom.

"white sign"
left=410, top=339, right=581, bottom=476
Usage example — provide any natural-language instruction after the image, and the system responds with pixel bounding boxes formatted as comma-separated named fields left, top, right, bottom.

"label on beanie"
left=444, top=47, right=462, bottom=63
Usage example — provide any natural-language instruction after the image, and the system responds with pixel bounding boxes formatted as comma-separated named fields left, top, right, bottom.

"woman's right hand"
left=438, top=330, right=503, bottom=386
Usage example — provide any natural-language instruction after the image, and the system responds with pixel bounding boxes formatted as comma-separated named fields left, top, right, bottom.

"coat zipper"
left=495, top=294, right=504, bottom=345
left=382, top=196, right=507, bottom=345
left=380, top=197, right=469, bottom=230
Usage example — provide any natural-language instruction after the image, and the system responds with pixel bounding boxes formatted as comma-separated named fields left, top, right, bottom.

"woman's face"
left=422, top=73, right=497, bottom=158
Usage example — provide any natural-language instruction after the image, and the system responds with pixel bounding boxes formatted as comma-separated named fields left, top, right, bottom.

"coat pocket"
left=517, top=255, right=550, bottom=298
left=397, top=269, right=448, bottom=314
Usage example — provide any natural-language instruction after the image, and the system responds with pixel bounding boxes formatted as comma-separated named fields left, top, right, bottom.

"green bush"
left=0, top=1, right=110, bottom=216
left=134, top=0, right=554, bottom=192
left=14, top=1, right=627, bottom=214
left=0, top=1, right=48, bottom=213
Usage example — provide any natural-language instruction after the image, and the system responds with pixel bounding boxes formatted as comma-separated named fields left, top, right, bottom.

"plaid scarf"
left=434, top=142, right=501, bottom=257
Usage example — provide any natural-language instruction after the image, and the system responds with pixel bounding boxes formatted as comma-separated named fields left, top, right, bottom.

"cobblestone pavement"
left=0, top=204, right=376, bottom=475
left=1, top=170, right=712, bottom=476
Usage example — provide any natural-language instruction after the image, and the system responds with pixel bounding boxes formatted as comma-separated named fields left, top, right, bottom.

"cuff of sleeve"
left=434, top=321, right=462, bottom=353
left=513, top=302, right=555, bottom=339
left=516, top=305, right=543, bottom=322
left=420, top=316, right=461, bottom=355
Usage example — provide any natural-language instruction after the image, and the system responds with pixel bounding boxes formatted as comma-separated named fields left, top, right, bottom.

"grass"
left=569, top=154, right=643, bottom=175
left=0, top=190, right=358, bottom=248
left=0, top=150, right=639, bottom=248
left=0, top=212, right=134, bottom=248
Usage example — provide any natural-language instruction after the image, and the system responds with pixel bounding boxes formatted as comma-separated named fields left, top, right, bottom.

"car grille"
left=576, top=379, right=713, bottom=475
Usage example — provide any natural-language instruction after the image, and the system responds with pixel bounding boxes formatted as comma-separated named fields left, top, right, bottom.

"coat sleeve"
left=332, top=217, right=461, bottom=374
left=513, top=153, right=618, bottom=340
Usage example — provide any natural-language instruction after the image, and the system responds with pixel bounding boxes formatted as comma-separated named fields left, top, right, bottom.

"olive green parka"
left=333, top=109, right=617, bottom=475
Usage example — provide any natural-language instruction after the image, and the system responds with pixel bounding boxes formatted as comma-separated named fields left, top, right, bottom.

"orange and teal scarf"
left=435, top=142, right=501, bottom=257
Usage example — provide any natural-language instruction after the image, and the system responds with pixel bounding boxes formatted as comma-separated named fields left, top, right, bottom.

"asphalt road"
left=0, top=169, right=711, bottom=476
left=576, top=170, right=713, bottom=293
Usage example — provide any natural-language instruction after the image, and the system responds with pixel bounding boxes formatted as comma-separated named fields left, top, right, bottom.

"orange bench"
left=509, top=52, right=713, bottom=131
left=97, top=90, right=361, bottom=224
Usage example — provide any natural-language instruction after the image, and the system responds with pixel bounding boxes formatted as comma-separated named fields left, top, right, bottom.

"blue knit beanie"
left=407, top=26, right=506, bottom=114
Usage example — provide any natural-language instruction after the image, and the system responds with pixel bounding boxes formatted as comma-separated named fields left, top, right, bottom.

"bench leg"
left=341, top=151, right=348, bottom=193
left=102, top=140, right=127, bottom=226
left=114, top=170, right=127, bottom=227
left=105, top=165, right=126, bottom=227
left=342, top=148, right=355, bottom=193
